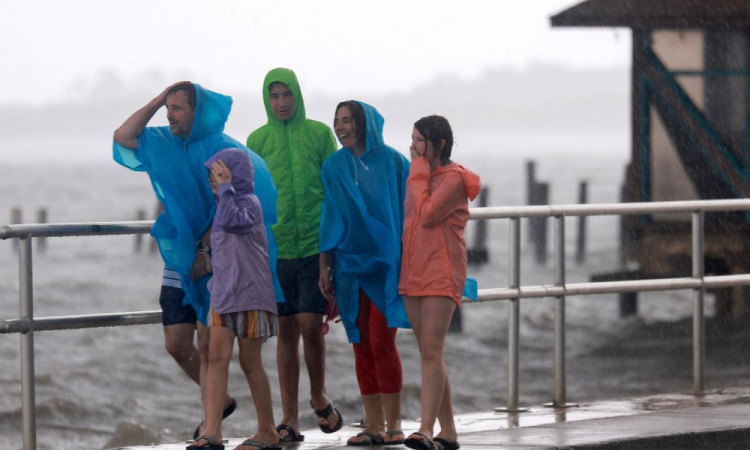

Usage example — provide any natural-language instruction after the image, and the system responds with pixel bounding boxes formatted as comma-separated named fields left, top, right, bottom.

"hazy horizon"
left=0, top=63, right=630, bottom=163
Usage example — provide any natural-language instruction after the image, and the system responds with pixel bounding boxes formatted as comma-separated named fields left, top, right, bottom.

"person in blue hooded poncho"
left=318, top=100, right=410, bottom=446
left=112, top=81, right=283, bottom=438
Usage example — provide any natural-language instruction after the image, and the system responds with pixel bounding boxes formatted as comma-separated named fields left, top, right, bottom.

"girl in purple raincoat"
left=189, top=148, right=281, bottom=450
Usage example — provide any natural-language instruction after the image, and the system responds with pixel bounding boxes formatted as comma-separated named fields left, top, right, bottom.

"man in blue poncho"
left=113, top=81, right=282, bottom=437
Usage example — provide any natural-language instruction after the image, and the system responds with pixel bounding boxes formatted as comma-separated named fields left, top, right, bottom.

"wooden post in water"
left=149, top=202, right=164, bottom=255
left=11, top=207, right=22, bottom=252
left=526, top=161, right=549, bottom=264
left=134, top=209, right=146, bottom=253
left=618, top=174, right=638, bottom=317
left=36, top=208, right=47, bottom=254
left=467, top=187, right=490, bottom=265
left=576, top=181, right=587, bottom=264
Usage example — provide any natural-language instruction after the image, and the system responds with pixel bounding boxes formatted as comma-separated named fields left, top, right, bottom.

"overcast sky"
left=0, top=0, right=631, bottom=105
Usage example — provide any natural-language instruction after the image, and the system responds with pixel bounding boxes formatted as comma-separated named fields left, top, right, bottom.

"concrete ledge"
left=121, top=387, right=750, bottom=449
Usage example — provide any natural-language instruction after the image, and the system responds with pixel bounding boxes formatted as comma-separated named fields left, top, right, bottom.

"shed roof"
left=551, top=0, right=750, bottom=29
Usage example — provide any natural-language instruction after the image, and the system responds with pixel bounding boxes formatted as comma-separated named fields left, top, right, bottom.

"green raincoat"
left=247, top=68, right=336, bottom=259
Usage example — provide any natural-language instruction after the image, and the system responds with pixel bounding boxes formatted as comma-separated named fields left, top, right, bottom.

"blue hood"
left=113, top=83, right=284, bottom=324
left=186, top=86, right=232, bottom=144
left=319, top=100, right=411, bottom=343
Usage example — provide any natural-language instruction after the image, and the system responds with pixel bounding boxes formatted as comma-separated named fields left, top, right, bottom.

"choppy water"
left=1, top=133, right=749, bottom=449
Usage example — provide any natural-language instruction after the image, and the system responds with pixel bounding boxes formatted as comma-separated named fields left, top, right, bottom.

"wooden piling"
left=468, top=187, right=490, bottom=265
left=149, top=202, right=164, bottom=255
left=448, top=308, right=463, bottom=334
left=36, top=208, right=48, bottom=254
left=576, top=181, right=588, bottom=264
left=618, top=175, right=638, bottom=317
left=134, top=209, right=146, bottom=253
left=527, top=160, right=549, bottom=264
left=11, top=207, right=21, bottom=252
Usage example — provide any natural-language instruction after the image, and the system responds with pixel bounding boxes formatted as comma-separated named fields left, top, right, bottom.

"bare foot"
left=190, top=434, right=223, bottom=448
left=347, top=429, right=385, bottom=445
left=234, top=432, right=280, bottom=450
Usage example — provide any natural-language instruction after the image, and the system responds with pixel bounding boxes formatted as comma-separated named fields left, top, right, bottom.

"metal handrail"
left=5, top=198, right=750, bottom=449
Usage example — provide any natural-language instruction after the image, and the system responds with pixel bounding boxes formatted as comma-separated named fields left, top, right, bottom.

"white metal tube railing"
left=19, top=237, right=35, bottom=450
left=4, top=199, right=750, bottom=448
left=692, top=211, right=705, bottom=395
left=553, top=216, right=569, bottom=407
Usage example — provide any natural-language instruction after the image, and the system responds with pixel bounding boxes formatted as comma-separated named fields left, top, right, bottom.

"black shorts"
left=159, top=269, right=197, bottom=326
left=276, top=255, right=327, bottom=317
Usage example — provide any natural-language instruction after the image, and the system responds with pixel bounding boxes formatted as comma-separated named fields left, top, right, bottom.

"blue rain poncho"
left=319, top=101, right=410, bottom=343
left=113, top=83, right=284, bottom=324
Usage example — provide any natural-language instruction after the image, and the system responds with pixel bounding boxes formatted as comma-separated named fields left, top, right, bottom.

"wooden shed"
left=552, top=0, right=750, bottom=315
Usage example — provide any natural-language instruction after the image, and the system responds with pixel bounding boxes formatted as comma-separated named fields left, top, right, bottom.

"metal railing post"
left=496, top=217, right=527, bottom=412
left=19, top=236, right=36, bottom=449
left=692, top=211, right=705, bottom=395
left=546, top=216, right=576, bottom=408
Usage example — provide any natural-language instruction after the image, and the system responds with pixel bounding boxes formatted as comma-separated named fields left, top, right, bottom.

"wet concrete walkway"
left=122, top=386, right=750, bottom=449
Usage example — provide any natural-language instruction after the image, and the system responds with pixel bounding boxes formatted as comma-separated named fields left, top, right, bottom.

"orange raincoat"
left=398, top=158, right=481, bottom=305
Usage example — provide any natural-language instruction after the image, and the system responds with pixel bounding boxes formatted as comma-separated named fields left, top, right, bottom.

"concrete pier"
left=122, top=387, right=750, bottom=449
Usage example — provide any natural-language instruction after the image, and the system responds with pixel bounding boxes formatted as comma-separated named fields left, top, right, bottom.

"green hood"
left=248, top=67, right=337, bottom=259
left=262, top=67, right=306, bottom=129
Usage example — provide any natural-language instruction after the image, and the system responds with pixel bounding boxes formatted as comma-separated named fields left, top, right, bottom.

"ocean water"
left=1, top=132, right=749, bottom=449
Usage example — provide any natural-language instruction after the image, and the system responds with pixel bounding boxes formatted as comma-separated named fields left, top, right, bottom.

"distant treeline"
left=0, top=64, right=628, bottom=137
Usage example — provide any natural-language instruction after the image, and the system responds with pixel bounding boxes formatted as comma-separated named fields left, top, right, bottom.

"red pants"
left=352, top=290, right=403, bottom=395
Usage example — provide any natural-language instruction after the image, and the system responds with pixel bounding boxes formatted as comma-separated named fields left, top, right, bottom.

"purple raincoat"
left=205, top=149, right=277, bottom=315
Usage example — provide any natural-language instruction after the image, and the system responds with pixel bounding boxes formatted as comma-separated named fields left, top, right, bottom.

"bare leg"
left=163, top=323, right=200, bottom=384
left=237, top=336, right=280, bottom=447
left=300, top=312, right=338, bottom=428
left=276, top=315, right=301, bottom=437
left=348, top=393, right=386, bottom=444
left=197, top=326, right=234, bottom=445
left=382, top=391, right=404, bottom=443
left=435, top=366, right=457, bottom=443
left=404, top=295, right=456, bottom=442
left=197, top=322, right=211, bottom=432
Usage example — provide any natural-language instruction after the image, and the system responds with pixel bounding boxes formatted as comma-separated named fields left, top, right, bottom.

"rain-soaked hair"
left=167, top=82, right=197, bottom=110
left=268, top=81, right=289, bottom=92
left=335, top=100, right=366, bottom=149
left=414, top=115, right=453, bottom=166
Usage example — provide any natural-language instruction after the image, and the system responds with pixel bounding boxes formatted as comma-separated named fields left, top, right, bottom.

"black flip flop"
left=236, top=439, right=281, bottom=450
left=193, top=398, right=238, bottom=440
left=385, top=429, right=405, bottom=446
left=310, top=399, right=344, bottom=433
left=186, top=435, right=225, bottom=450
left=404, top=432, right=437, bottom=450
left=434, top=437, right=460, bottom=450
left=275, top=424, right=305, bottom=443
left=347, top=431, right=385, bottom=446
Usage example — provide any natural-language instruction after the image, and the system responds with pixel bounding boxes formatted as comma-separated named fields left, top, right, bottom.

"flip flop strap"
left=239, top=439, right=267, bottom=449
left=310, top=400, right=335, bottom=418
left=409, top=432, right=432, bottom=442
left=357, top=431, right=385, bottom=444
left=194, top=435, right=221, bottom=445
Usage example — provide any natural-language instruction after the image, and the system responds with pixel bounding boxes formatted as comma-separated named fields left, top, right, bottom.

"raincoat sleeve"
left=407, top=158, right=466, bottom=227
left=319, top=163, right=344, bottom=253
left=112, top=130, right=157, bottom=172
left=215, top=183, right=264, bottom=230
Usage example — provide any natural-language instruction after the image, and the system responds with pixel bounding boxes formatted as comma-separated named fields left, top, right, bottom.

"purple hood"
left=205, top=148, right=255, bottom=195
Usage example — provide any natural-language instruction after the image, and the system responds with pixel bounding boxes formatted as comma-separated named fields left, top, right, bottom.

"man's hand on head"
left=157, top=81, right=191, bottom=107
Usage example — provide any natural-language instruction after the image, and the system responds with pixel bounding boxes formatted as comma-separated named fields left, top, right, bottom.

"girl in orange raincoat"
left=399, top=116, right=481, bottom=450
